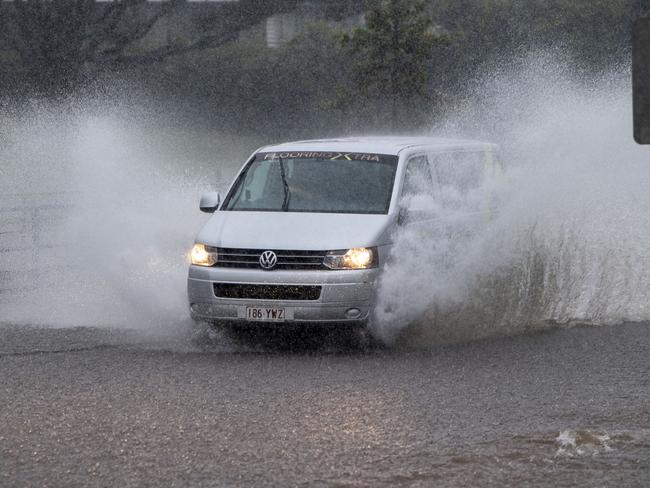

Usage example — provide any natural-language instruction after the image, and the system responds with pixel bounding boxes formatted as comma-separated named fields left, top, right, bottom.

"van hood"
left=196, top=211, right=393, bottom=250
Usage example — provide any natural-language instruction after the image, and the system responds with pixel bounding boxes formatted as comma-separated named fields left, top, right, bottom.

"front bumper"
left=187, top=265, right=379, bottom=324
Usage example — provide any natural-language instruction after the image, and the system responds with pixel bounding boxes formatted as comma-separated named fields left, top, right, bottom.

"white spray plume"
left=0, top=104, right=236, bottom=333
left=1, top=58, right=648, bottom=346
left=372, top=57, right=650, bottom=344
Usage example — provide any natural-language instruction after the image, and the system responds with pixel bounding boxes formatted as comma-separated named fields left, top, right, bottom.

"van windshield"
left=223, top=152, right=398, bottom=214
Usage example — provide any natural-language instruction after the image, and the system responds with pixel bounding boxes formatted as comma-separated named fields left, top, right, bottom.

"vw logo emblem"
left=259, top=250, right=278, bottom=270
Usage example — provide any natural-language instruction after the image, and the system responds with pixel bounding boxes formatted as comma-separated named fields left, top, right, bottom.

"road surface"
left=0, top=322, right=648, bottom=487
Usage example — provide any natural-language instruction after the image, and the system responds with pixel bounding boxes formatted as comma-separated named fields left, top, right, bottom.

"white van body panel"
left=196, top=212, right=395, bottom=251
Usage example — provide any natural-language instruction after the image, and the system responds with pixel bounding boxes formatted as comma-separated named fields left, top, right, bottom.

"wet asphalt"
left=0, top=322, right=648, bottom=487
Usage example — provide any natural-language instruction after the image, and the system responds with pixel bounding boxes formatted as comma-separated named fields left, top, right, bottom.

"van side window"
left=402, top=156, right=433, bottom=198
left=430, top=151, right=488, bottom=210
left=433, top=151, right=485, bottom=194
left=398, top=156, right=436, bottom=224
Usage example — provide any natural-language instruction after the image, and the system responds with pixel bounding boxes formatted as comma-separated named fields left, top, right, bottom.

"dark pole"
left=390, top=0, right=400, bottom=132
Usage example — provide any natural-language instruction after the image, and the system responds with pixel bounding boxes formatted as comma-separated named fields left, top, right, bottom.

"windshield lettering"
left=263, top=152, right=381, bottom=162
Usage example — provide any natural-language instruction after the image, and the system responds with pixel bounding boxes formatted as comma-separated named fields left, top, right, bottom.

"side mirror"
left=199, top=192, right=221, bottom=213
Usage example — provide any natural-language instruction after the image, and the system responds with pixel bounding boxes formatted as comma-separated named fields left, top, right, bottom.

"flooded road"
left=1, top=322, right=648, bottom=487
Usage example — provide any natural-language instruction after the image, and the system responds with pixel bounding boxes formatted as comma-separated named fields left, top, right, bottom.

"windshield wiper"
left=279, top=156, right=291, bottom=211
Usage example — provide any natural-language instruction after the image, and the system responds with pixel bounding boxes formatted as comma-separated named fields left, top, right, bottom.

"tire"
left=355, top=323, right=386, bottom=350
left=189, top=319, right=222, bottom=348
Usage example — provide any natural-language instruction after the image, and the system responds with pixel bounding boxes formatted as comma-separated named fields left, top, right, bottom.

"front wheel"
left=189, top=319, right=224, bottom=347
left=355, top=322, right=387, bottom=350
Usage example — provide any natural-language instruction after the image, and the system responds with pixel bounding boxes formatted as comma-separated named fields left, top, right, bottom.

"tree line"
left=1, top=0, right=647, bottom=135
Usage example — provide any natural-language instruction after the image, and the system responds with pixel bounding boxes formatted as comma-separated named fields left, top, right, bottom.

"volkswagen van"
left=187, top=137, right=500, bottom=332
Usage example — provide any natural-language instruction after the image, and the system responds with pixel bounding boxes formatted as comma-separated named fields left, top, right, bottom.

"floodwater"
left=0, top=60, right=649, bottom=486
left=0, top=322, right=648, bottom=487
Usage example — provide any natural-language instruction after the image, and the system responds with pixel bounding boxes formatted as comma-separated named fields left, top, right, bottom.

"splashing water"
left=0, top=103, right=242, bottom=333
left=372, top=59, right=650, bottom=343
left=1, top=60, right=649, bottom=344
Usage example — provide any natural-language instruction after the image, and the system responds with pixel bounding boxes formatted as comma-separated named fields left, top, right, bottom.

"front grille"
left=215, top=248, right=327, bottom=270
left=213, top=283, right=321, bottom=301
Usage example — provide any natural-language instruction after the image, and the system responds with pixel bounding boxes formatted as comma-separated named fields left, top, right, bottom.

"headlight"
left=190, top=243, right=218, bottom=266
left=323, top=247, right=376, bottom=270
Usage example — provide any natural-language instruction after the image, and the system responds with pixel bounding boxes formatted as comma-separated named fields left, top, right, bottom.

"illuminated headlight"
left=323, top=247, right=376, bottom=270
left=190, top=243, right=218, bottom=266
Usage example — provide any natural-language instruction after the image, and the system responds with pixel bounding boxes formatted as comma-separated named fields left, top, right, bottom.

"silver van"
left=187, top=137, right=500, bottom=332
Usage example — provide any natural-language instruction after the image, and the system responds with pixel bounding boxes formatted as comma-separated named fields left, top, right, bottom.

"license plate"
left=246, top=306, right=286, bottom=322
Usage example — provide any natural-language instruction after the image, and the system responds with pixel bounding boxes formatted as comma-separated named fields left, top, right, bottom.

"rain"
left=1, top=1, right=649, bottom=486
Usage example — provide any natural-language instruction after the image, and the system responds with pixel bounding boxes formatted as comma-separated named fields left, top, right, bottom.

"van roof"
left=259, top=136, right=497, bottom=156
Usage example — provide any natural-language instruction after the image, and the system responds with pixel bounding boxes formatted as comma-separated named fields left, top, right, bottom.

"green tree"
left=341, top=0, right=441, bottom=131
